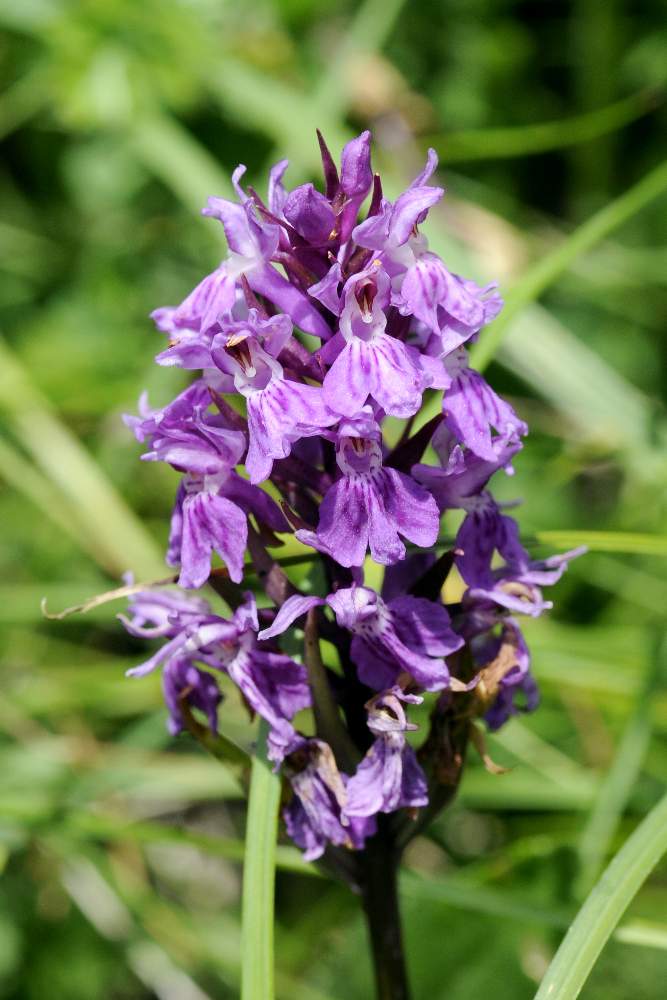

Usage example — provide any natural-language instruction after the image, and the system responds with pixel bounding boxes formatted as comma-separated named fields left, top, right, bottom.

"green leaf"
left=0, top=333, right=165, bottom=578
left=427, top=89, right=661, bottom=162
left=242, top=719, right=281, bottom=1000
left=470, top=158, right=667, bottom=372
left=534, top=530, right=667, bottom=557
left=574, top=632, right=665, bottom=898
left=533, top=790, right=667, bottom=1000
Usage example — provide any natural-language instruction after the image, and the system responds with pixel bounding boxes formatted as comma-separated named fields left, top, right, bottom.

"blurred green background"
left=1, top=1, right=667, bottom=997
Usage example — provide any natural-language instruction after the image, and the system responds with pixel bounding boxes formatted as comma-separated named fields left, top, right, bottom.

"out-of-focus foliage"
left=1, top=1, right=666, bottom=997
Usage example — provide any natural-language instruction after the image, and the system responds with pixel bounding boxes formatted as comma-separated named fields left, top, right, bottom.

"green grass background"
left=1, top=0, right=666, bottom=997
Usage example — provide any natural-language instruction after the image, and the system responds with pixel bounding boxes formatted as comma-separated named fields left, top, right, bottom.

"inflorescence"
left=120, top=131, right=582, bottom=861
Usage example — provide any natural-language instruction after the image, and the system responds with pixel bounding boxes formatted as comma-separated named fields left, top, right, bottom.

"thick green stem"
left=361, top=824, right=411, bottom=1000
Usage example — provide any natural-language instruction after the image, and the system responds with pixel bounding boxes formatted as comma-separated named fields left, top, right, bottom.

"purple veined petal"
left=325, top=332, right=372, bottom=405
left=517, top=545, right=587, bottom=586
left=467, top=584, right=553, bottom=618
left=376, top=468, right=440, bottom=549
left=400, top=255, right=487, bottom=336
left=326, top=586, right=379, bottom=629
left=455, top=505, right=504, bottom=589
left=443, top=368, right=528, bottom=462
left=125, top=631, right=188, bottom=679
left=249, top=265, right=333, bottom=340
left=350, top=635, right=401, bottom=691
left=222, top=473, right=289, bottom=533
left=245, top=377, right=337, bottom=484
left=231, top=164, right=247, bottom=200
left=365, top=483, right=408, bottom=565
left=322, top=338, right=373, bottom=416
left=410, top=147, right=439, bottom=188
left=308, top=261, right=344, bottom=315
left=283, top=797, right=328, bottom=861
left=297, top=476, right=374, bottom=568
left=257, top=594, right=325, bottom=641
left=232, top=591, right=259, bottom=634
left=340, top=130, right=372, bottom=198
left=175, top=265, right=238, bottom=335
left=226, top=650, right=300, bottom=739
left=163, top=657, right=222, bottom=736
left=166, top=481, right=186, bottom=570
left=177, top=492, right=248, bottom=588
left=118, top=587, right=210, bottom=639
left=155, top=330, right=215, bottom=370
left=368, top=335, right=423, bottom=418
left=351, top=201, right=392, bottom=251
left=345, top=738, right=402, bottom=816
left=203, top=196, right=256, bottom=257
left=400, top=745, right=429, bottom=807
left=417, top=352, right=451, bottom=391
left=389, top=595, right=464, bottom=658
left=389, top=186, right=444, bottom=247
left=250, top=649, right=312, bottom=719
left=284, top=183, right=336, bottom=243
left=267, top=158, right=289, bottom=216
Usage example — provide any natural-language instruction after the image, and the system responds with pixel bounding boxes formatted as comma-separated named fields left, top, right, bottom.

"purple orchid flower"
left=296, top=410, right=439, bottom=567
left=471, top=619, right=539, bottom=731
left=121, top=591, right=310, bottom=757
left=441, top=348, right=528, bottom=460
left=211, top=309, right=337, bottom=483
left=258, top=586, right=465, bottom=693
left=283, top=737, right=375, bottom=861
left=322, top=266, right=425, bottom=418
left=346, top=688, right=428, bottom=817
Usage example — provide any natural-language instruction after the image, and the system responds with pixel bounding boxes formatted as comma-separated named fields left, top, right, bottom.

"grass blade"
left=470, top=158, right=667, bottom=372
left=0, top=334, right=165, bottom=578
left=533, top=790, right=667, bottom=1000
left=427, top=89, right=661, bottom=162
left=534, top=530, right=667, bottom=557
left=574, top=632, right=665, bottom=898
left=242, top=719, right=281, bottom=1000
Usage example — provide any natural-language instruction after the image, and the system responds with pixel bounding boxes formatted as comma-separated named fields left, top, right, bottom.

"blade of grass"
left=0, top=333, right=165, bottom=578
left=313, top=0, right=409, bottom=117
left=574, top=631, right=665, bottom=899
left=242, top=719, right=281, bottom=1000
left=427, top=88, right=661, bottom=162
left=63, top=811, right=315, bottom=877
left=534, top=530, right=667, bottom=557
left=470, top=158, right=667, bottom=372
left=400, top=871, right=667, bottom=952
left=533, top=790, right=667, bottom=1000
left=129, top=112, right=234, bottom=223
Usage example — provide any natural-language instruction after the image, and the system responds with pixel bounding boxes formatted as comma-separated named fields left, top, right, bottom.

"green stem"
left=361, top=825, right=411, bottom=1000
left=534, top=790, right=667, bottom=1000
left=241, top=719, right=281, bottom=1000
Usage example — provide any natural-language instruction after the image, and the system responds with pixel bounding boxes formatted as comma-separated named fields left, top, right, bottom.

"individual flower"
left=283, top=737, right=375, bottom=861
left=296, top=410, right=439, bottom=567
left=322, top=267, right=425, bottom=418
left=441, top=347, right=527, bottom=460
left=121, top=591, right=310, bottom=758
left=211, top=309, right=337, bottom=483
left=346, top=688, right=428, bottom=817
left=258, top=586, right=465, bottom=693
left=126, top=389, right=287, bottom=587
left=470, top=619, right=539, bottom=731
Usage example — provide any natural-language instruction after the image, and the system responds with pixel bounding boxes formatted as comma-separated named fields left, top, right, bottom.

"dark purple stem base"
left=361, top=821, right=411, bottom=1000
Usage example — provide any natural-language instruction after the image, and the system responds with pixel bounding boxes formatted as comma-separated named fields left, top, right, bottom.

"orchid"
left=116, top=130, right=582, bottom=1000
